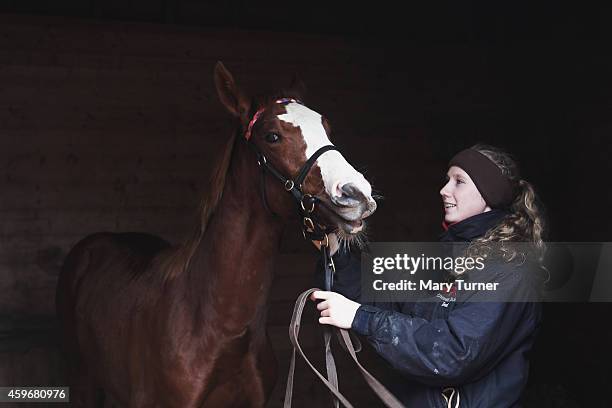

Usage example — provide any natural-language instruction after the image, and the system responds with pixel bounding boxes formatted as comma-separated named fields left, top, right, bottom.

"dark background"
left=0, top=1, right=610, bottom=407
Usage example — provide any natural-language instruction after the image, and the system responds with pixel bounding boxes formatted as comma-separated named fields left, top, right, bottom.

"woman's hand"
left=311, top=290, right=361, bottom=329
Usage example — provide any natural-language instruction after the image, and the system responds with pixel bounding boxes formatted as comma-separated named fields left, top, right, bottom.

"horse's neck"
left=185, top=140, right=286, bottom=335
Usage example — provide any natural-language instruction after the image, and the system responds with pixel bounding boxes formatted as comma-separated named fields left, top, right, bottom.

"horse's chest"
left=199, top=339, right=270, bottom=407
left=138, top=341, right=264, bottom=407
left=200, top=356, right=265, bottom=407
left=177, top=332, right=251, bottom=376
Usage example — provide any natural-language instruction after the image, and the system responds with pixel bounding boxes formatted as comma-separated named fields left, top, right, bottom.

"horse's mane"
left=160, top=130, right=237, bottom=280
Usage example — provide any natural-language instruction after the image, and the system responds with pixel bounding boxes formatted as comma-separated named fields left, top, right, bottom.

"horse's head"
left=213, top=62, right=377, bottom=239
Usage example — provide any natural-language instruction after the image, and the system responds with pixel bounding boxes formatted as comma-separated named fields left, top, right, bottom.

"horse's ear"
left=214, top=62, right=250, bottom=118
left=289, top=73, right=307, bottom=101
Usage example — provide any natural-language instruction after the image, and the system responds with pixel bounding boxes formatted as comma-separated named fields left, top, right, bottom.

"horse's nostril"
left=340, top=183, right=359, bottom=198
left=332, top=182, right=366, bottom=208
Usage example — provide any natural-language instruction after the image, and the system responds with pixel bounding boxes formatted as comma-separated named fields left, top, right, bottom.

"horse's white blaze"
left=277, top=103, right=373, bottom=201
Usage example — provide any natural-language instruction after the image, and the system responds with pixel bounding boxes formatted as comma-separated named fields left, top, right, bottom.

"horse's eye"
left=264, top=132, right=281, bottom=143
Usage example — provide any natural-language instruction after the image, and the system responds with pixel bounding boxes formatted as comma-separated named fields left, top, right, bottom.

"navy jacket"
left=314, top=210, right=543, bottom=407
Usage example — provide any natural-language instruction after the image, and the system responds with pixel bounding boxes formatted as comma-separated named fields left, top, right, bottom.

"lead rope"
left=322, top=243, right=339, bottom=408
left=286, top=234, right=342, bottom=408
left=284, top=286, right=406, bottom=408
left=283, top=234, right=405, bottom=408
left=284, top=288, right=352, bottom=408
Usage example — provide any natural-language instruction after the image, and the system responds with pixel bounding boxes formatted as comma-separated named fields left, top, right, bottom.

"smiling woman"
left=312, top=144, right=547, bottom=408
left=440, top=166, right=491, bottom=224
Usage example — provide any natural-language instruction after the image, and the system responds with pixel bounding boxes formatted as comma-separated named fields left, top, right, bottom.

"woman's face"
left=440, top=166, right=491, bottom=224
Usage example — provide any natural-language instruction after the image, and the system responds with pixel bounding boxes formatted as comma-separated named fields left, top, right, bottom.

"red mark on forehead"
left=244, top=99, right=299, bottom=140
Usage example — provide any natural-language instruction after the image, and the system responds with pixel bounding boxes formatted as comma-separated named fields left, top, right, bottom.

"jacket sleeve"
left=351, top=270, right=542, bottom=386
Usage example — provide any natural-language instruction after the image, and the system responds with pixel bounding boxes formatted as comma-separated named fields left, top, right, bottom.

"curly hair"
left=466, top=145, right=547, bottom=265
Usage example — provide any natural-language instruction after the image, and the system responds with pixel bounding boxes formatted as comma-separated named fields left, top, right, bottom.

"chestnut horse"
left=56, top=62, right=377, bottom=407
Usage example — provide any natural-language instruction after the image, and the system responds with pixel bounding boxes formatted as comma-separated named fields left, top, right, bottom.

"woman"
left=311, top=145, right=546, bottom=407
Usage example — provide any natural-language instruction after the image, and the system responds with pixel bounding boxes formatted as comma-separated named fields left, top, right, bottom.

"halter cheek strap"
left=247, top=133, right=339, bottom=222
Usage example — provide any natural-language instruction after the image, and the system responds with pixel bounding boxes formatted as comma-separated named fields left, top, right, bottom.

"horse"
left=55, top=62, right=377, bottom=407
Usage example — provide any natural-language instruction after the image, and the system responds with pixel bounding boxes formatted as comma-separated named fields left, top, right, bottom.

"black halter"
left=244, top=98, right=338, bottom=290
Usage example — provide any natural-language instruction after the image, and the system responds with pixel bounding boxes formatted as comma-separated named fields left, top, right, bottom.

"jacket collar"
left=439, top=209, right=509, bottom=242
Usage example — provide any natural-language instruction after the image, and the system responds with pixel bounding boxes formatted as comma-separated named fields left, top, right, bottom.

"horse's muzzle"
left=331, top=182, right=377, bottom=219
